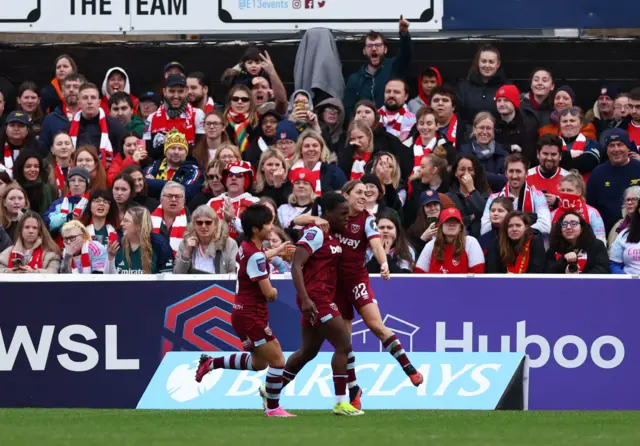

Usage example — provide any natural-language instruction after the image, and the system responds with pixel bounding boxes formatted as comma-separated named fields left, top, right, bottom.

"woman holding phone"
left=107, top=132, right=150, bottom=186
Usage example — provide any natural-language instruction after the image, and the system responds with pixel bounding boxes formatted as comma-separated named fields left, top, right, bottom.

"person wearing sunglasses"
left=143, top=74, right=205, bottom=160
left=223, top=85, right=258, bottom=153
left=546, top=211, right=609, bottom=274
left=538, top=85, right=597, bottom=140
left=174, top=205, right=238, bottom=274
left=207, top=161, right=259, bottom=240
left=58, top=220, right=109, bottom=274
left=188, top=160, right=225, bottom=212
left=143, top=128, right=204, bottom=201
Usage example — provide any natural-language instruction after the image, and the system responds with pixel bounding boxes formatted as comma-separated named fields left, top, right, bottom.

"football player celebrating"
left=295, top=180, right=424, bottom=410
left=195, top=204, right=295, bottom=418
left=281, top=192, right=363, bottom=416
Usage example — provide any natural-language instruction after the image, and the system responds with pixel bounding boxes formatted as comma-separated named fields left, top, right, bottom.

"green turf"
left=1, top=409, right=639, bottom=446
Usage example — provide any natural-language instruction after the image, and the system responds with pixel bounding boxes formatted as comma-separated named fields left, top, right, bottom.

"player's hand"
left=313, top=217, right=330, bottom=233
left=301, top=298, right=318, bottom=325
left=275, top=241, right=296, bottom=257
left=399, top=15, right=410, bottom=33
left=380, top=262, right=391, bottom=280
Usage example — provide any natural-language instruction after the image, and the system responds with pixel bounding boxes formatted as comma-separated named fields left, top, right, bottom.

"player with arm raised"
left=278, top=192, right=363, bottom=416
left=294, top=180, right=423, bottom=410
left=195, top=204, right=295, bottom=418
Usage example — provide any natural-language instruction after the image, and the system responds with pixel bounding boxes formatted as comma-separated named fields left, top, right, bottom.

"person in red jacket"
left=106, top=132, right=150, bottom=186
left=414, top=207, right=485, bottom=274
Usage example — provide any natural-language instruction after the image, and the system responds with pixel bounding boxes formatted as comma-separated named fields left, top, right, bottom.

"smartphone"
left=294, top=102, right=305, bottom=111
left=135, top=140, right=146, bottom=152
left=426, top=216, right=438, bottom=227
left=12, top=256, right=23, bottom=267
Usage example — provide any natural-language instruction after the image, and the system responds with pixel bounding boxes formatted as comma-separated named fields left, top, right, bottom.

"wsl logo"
left=161, top=285, right=243, bottom=357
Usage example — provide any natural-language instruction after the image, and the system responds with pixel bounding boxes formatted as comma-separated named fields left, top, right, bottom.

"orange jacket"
left=538, top=122, right=597, bottom=140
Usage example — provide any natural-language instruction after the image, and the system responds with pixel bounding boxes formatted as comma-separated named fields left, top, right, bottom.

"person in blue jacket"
left=343, top=16, right=412, bottom=118
left=44, top=167, right=92, bottom=236
left=143, top=128, right=203, bottom=201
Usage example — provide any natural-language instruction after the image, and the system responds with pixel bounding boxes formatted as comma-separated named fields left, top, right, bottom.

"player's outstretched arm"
left=291, top=246, right=318, bottom=324
left=293, top=214, right=329, bottom=232
left=369, top=237, right=391, bottom=280
left=258, top=278, right=278, bottom=302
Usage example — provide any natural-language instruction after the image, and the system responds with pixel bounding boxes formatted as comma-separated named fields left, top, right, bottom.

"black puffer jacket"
left=456, top=70, right=509, bottom=125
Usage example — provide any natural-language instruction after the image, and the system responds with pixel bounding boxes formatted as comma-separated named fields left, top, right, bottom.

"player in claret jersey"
left=195, top=204, right=294, bottom=418
left=280, top=192, right=363, bottom=415
left=296, top=180, right=423, bottom=410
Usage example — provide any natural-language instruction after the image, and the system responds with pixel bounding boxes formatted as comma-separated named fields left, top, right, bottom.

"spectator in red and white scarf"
left=546, top=210, right=610, bottom=274
left=207, top=161, right=259, bottom=239
left=186, top=71, right=220, bottom=115
left=408, top=67, right=443, bottom=114
left=69, top=83, right=127, bottom=168
left=0, top=210, right=61, bottom=274
left=520, top=68, right=555, bottom=128
left=377, top=79, right=415, bottom=142
left=152, top=181, right=191, bottom=255
left=338, top=120, right=375, bottom=182
left=100, top=67, right=139, bottom=116
left=144, top=74, right=205, bottom=160
left=73, top=145, right=108, bottom=193
left=44, top=167, right=91, bottom=235
left=58, top=220, right=109, bottom=274
left=414, top=207, right=485, bottom=274
left=48, top=132, right=74, bottom=197
left=429, top=85, right=466, bottom=149
left=0, top=111, right=39, bottom=176
left=289, top=130, right=346, bottom=194
left=486, top=211, right=546, bottom=273
left=79, top=189, right=120, bottom=246
left=403, top=107, right=457, bottom=171
left=556, top=107, right=602, bottom=181
left=481, top=153, right=551, bottom=236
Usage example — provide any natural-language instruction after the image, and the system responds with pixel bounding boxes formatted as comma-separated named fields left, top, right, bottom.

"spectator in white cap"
left=493, top=84, right=539, bottom=161
left=207, top=161, right=259, bottom=240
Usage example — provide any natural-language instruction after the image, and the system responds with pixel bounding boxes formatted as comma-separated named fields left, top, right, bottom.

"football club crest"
left=257, top=257, right=267, bottom=272
left=305, top=229, right=317, bottom=241
left=264, top=327, right=272, bottom=336
left=330, top=303, right=338, bottom=311
left=350, top=224, right=360, bottom=234
left=452, top=259, right=460, bottom=267
left=280, top=132, right=287, bottom=139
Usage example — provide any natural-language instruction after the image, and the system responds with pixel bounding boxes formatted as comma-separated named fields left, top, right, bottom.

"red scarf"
left=378, top=105, right=413, bottom=139
left=412, top=136, right=437, bottom=174
left=528, top=92, right=540, bottom=110
left=8, top=247, right=44, bottom=269
left=68, top=109, right=114, bottom=168
left=350, top=151, right=371, bottom=181
left=227, top=111, right=250, bottom=152
left=53, top=161, right=66, bottom=197
left=150, top=205, right=187, bottom=255
left=552, top=193, right=591, bottom=225
left=149, top=104, right=197, bottom=145
left=561, top=133, right=586, bottom=154
left=60, top=193, right=90, bottom=218
left=204, top=97, right=216, bottom=114
left=2, top=142, right=14, bottom=175
left=442, top=115, right=458, bottom=148
left=507, top=236, right=531, bottom=274
left=501, top=183, right=534, bottom=213
left=555, top=251, right=588, bottom=272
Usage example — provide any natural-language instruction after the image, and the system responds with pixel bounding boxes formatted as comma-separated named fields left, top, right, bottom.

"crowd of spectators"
left=1, top=19, right=640, bottom=276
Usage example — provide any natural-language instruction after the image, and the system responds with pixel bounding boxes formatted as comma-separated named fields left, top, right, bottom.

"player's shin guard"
left=281, top=369, right=296, bottom=388
left=265, top=366, right=284, bottom=410
left=333, top=374, right=349, bottom=404
left=347, top=350, right=357, bottom=389
left=212, top=353, right=255, bottom=371
left=382, top=334, right=414, bottom=374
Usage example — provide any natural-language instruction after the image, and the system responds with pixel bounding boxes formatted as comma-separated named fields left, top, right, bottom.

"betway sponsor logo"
left=166, top=361, right=500, bottom=402
left=337, top=234, right=360, bottom=249
left=0, top=325, right=140, bottom=371
left=435, top=321, right=624, bottom=369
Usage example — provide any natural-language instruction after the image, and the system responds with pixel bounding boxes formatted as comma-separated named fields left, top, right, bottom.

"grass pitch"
left=1, top=409, right=638, bottom=446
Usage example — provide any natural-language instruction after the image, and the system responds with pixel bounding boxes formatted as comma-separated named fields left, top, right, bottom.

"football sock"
left=211, top=353, right=255, bottom=371
left=281, top=369, right=296, bottom=388
left=347, top=350, right=358, bottom=389
left=382, top=334, right=414, bottom=374
left=333, top=374, right=348, bottom=404
left=265, top=366, right=284, bottom=410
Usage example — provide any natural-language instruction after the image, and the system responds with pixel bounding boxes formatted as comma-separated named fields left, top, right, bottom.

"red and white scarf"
left=53, top=161, right=66, bottom=197
left=60, top=193, right=90, bottom=219
left=62, top=104, right=75, bottom=121
left=500, top=182, right=534, bottom=213
left=151, top=205, right=187, bottom=255
left=204, top=97, right=216, bottom=114
left=350, top=151, right=371, bottom=181
left=290, top=160, right=322, bottom=194
left=87, top=223, right=118, bottom=245
left=2, top=142, right=14, bottom=177
left=68, top=242, right=92, bottom=274
left=441, top=114, right=458, bottom=148
left=8, top=247, right=44, bottom=269
left=412, top=136, right=437, bottom=174
left=149, top=104, right=197, bottom=145
left=68, top=108, right=114, bottom=168
left=552, top=193, right=591, bottom=225
left=561, top=133, right=586, bottom=157
left=555, top=251, right=588, bottom=273
left=378, top=105, right=414, bottom=139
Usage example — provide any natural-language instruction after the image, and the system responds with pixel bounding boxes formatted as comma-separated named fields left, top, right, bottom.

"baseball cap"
left=139, top=91, right=161, bottom=106
left=420, top=189, right=441, bottom=206
left=165, top=74, right=186, bottom=88
left=163, top=61, right=185, bottom=74
left=67, top=167, right=91, bottom=186
left=5, top=110, right=29, bottom=126
left=439, top=207, right=463, bottom=224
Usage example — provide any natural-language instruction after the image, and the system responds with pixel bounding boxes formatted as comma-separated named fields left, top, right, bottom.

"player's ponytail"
left=311, top=191, right=346, bottom=216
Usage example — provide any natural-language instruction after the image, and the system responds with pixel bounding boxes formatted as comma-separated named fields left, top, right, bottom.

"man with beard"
left=250, top=52, right=288, bottom=116
left=344, top=16, right=412, bottom=118
left=627, top=88, right=640, bottom=147
left=39, top=74, right=86, bottom=155
left=526, top=134, right=568, bottom=209
left=186, top=71, right=221, bottom=114
left=144, top=74, right=205, bottom=160
left=377, top=79, right=415, bottom=141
